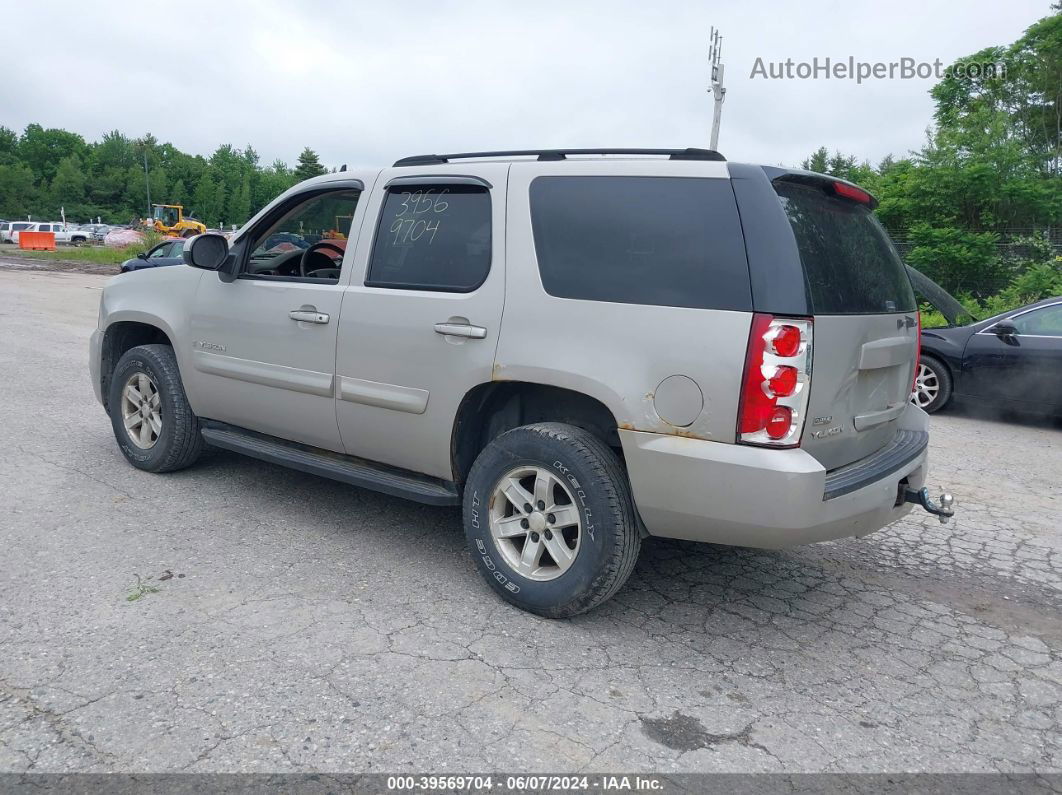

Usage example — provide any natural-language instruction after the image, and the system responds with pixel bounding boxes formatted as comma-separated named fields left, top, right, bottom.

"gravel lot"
left=1, top=269, right=1060, bottom=773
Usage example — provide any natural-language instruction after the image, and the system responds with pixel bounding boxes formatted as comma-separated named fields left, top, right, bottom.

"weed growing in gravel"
left=125, top=573, right=162, bottom=602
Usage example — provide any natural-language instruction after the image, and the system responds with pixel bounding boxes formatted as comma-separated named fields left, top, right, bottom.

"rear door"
left=334, top=165, right=508, bottom=480
left=773, top=179, right=919, bottom=470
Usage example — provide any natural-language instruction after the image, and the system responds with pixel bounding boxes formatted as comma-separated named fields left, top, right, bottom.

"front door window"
left=243, top=189, right=361, bottom=283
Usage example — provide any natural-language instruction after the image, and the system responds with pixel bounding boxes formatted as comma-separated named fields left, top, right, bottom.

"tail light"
left=912, top=312, right=922, bottom=396
left=737, top=314, right=813, bottom=447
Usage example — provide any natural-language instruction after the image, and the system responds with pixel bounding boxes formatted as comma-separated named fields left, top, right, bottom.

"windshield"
left=775, top=180, right=916, bottom=315
left=154, top=206, right=179, bottom=226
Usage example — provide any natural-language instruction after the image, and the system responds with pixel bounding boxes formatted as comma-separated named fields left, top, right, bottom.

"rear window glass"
left=774, top=180, right=915, bottom=314
left=367, top=185, right=491, bottom=292
left=529, top=176, right=751, bottom=311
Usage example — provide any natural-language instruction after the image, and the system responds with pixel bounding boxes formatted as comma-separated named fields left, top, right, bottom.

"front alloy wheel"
left=121, top=372, right=162, bottom=449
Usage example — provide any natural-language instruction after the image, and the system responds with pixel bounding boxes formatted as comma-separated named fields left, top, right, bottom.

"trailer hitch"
left=904, top=487, right=955, bottom=524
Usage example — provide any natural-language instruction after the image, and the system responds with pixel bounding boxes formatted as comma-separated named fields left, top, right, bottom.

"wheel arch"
left=451, top=380, right=622, bottom=485
left=99, top=318, right=175, bottom=411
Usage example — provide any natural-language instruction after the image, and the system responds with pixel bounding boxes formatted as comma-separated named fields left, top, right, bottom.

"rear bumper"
left=620, top=406, right=929, bottom=548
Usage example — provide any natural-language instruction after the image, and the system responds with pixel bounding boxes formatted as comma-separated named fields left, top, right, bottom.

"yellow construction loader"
left=146, top=204, right=206, bottom=238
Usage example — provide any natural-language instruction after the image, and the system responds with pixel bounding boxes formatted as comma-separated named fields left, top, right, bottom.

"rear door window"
left=774, top=180, right=915, bottom=314
left=529, top=176, right=751, bottom=310
left=366, top=184, right=491, bottom=292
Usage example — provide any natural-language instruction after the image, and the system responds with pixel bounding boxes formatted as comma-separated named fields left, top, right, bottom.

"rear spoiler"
left=760, top=167, right=879, bottom=210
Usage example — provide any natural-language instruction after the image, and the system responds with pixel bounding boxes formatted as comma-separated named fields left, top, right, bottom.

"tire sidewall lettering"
left=554, top=458, right=594, bottom=542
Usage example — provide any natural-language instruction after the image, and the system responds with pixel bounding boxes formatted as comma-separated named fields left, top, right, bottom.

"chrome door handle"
left=434, top=322, right=487, bottom=339
left=289, top=309, right=329, bottom=324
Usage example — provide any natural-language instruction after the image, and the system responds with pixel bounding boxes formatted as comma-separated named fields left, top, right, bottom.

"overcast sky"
left=3, top=1, right=1052, bottom=170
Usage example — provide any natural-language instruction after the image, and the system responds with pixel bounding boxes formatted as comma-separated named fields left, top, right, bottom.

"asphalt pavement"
left=0, top=268, right=1059, bottom=773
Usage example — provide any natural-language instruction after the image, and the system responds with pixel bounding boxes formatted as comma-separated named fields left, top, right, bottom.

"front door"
left=963, top=302, right=1062, bottom=408
left=334, top=166, right=508, bottom=480
left=185, top=182, right=367, bottom=451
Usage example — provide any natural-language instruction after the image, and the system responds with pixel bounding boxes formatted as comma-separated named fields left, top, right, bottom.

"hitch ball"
left=904, top=487, right=956, bottom=524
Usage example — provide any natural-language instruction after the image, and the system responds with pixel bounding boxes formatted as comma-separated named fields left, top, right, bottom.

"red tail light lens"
left=767, top=365, right=798, bottom=397
left=766, top=324, right=802, bottom=357
left=737, top=314, right=813, bottom=447
left=765, top=406, right=793, bottom=440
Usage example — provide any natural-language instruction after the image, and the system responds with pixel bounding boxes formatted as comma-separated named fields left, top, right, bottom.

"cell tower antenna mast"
left=708, top=26, right=726, bottom=150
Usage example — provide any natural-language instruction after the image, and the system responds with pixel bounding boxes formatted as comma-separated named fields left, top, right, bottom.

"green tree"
left=51, top=154, right=86, bottom=205
left=170, top=179, right=187, bottom=206
left=213, top=180, right=227, bottom=228
left=228, top=175, right=251, bottom=226
left=802, top=146, right=829, bottom=173
left=192, top=173, right=216, bottom=227
left=293, top=147, right=327, bottom=181
left=0, top=127, right=18, bottom=166
left=0, top=163, right=36, bottom=218
left=18, top=124, right=88, bottom=185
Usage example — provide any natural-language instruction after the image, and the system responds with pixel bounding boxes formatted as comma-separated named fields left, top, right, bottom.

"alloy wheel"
left=121, top=372, right=162, bottom=449
left=911, top=362, right=940, bottom=409
left=488, top=466, right=582, bottom=581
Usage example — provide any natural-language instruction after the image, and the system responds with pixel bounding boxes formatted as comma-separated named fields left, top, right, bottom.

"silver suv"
left=90, top=148, right=953, bottom=617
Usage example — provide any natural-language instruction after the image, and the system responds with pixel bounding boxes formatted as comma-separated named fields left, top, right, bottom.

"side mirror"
left=993, top=321, right=1018, bottom=338
left=137, top=251, right=147, bottom=260
left=183, top=233, right=229, bottom=271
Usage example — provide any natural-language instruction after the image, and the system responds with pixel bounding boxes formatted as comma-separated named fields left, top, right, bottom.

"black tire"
left=463, top=422, right=640, bottom=618
left=915, top=355, right=953, bottom=413
left=108, top=344, right=204, bottom=473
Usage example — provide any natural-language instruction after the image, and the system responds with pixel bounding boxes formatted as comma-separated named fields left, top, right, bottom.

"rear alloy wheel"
left=488, top=465, right=582, bottom=582
left=911, top=356, right=952, bottom=413
left=464, top=422, right=641, bottom=618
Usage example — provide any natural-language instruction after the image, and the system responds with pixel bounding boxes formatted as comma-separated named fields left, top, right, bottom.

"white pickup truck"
left=11, top=222, right=89, bottom=245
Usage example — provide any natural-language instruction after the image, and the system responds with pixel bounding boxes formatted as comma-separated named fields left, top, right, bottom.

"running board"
left=199, top=422, right=460, bottom=506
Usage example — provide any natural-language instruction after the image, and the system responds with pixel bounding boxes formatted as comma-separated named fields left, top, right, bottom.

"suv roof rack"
left=393, top=148, right=725, bottom=167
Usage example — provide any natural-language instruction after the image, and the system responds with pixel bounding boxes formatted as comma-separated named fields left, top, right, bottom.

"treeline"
left=801, top=10, right=1061, bottom=312
left=0, top=126, right=331, bottom=228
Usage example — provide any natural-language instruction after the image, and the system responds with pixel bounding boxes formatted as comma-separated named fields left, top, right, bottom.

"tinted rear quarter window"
left=774, top=180, right=915, bottom=314
left=529, top=176, right=751, bottom=310
left=367, top=185, right=491, bottom=292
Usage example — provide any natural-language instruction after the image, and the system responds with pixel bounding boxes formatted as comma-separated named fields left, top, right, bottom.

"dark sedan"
left=120, top=239, right=186, bottom=273
left=912, top=292, right=1062, bottom=415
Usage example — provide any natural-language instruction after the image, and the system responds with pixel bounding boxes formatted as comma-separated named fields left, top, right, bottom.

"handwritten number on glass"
left=390, top=189, right=448, bottom=245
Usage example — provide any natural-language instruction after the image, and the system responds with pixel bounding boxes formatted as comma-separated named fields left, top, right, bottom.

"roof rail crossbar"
left=392, top=148, right=725, bottom=167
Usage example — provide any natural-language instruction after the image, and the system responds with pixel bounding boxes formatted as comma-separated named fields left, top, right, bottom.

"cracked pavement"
left=0, top=269, right=1060, bottom=773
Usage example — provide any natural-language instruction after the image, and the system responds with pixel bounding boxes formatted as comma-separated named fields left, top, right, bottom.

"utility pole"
left=708, top=26, right=726, bottom=151
left=143, top=150, right=151, bottom=220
